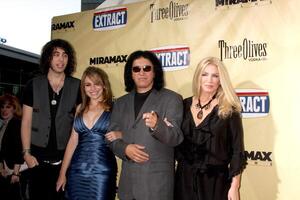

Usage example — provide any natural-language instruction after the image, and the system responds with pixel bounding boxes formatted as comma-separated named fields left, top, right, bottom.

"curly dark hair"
left=40, top=39, right=76, bottom=75
left=124, top=50, right=164, bottom=92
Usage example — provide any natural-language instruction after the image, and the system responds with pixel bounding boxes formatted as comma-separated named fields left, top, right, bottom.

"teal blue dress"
left=66, top=111, right=117, bottom=200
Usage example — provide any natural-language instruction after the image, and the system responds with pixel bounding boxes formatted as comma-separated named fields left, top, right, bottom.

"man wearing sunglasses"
left=107, top=50, right=183, bottom=200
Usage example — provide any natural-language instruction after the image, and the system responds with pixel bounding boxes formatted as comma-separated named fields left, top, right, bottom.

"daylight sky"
left=0, top=0, right=81, bottom=54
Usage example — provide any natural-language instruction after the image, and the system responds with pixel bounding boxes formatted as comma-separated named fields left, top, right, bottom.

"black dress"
left=175, top=97, right=246, bottom=200
left=0, top=117, right=24, bottom=200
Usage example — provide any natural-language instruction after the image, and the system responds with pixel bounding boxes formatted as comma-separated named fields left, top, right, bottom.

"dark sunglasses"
left=132, top=65, right=152, bottom=73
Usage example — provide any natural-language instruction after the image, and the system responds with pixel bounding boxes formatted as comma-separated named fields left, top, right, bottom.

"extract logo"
left=151, top=46, right=190, bottom=71
left=93, top=7, right=127, bottom=31
left=236, top=89, right=270, bottom=118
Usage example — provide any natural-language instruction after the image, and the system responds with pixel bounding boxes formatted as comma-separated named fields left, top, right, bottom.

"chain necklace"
left=195, top=93, right=217, bottom=119
left=49, top=75, right=65, bottom=106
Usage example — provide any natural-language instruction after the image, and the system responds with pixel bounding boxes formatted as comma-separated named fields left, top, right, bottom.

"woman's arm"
left=56, top=129, right=78, bottom=191
left=105, top=131, right=122, bottom=142
left=228, top=174, right=241, bottom=200
left=227, top=112, right=245, bottom=200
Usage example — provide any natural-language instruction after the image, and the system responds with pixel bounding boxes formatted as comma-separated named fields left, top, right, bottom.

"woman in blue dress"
left=56, top=66, right=118, bottom=200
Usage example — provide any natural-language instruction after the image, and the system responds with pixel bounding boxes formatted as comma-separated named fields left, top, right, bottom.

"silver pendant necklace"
left=51, top=99, right=57, bottom=105
left=51, top=92, right=58, bottom=105
left=49, top=75, right=64, bottom=106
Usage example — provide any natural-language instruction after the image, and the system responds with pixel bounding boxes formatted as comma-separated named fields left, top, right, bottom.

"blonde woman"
left=175, top=57, right=246, bottom=200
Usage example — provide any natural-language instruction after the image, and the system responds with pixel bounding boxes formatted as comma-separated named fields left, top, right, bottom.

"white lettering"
left=156, top=50, right=189, bottom=67
left=94, top=11, right=126, bottom=28
left=239, top=96, right=267, bottom=113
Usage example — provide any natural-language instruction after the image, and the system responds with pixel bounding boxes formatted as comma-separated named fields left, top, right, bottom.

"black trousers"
left=0, top=175, right=22, bottom=200
left=28, top=162, right=66, bottom=200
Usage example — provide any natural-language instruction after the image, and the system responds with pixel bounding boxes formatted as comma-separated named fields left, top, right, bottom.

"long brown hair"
left=77, top=66, right=113, bottom=116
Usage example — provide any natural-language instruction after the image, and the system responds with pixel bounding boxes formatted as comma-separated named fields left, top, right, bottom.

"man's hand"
left=143, top=110, right=158, bottom=129
left=125, top=144, right=149, bottom=163
left=24, top=154, right=39, bottom=168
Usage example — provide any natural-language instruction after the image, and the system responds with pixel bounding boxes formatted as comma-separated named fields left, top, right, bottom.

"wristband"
left=22, top=149, right=31, bottom=155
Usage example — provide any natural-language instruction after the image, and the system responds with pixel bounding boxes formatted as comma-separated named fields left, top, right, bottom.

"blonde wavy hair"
left=192, top=57, right=241, bottom=118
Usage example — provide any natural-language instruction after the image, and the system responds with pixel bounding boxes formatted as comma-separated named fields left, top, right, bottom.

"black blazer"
left=0, top=117, right=23, bottom=169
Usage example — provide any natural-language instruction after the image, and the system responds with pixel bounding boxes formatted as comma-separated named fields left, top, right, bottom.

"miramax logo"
left=245, top=150, right=272, bottom=167
left=89, top=54, right=127, bottom=65
left=52, top=21, right=75, bottom=31
left=215, top=0, right=272, bottom=10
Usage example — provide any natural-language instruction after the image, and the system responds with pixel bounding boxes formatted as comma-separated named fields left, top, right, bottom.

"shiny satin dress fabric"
left=66, top=111, right=117, bottom=200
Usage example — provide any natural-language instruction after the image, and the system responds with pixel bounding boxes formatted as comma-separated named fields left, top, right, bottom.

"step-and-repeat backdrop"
left=52, top=0, right=300, bottom=199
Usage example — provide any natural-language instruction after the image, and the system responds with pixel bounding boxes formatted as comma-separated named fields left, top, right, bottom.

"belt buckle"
left=43, top=160, right=62, bottom=165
